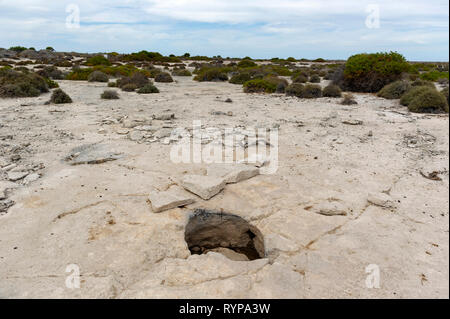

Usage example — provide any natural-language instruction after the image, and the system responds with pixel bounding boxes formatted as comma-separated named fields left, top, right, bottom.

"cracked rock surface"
left=0, top=77, right=448, bottom=298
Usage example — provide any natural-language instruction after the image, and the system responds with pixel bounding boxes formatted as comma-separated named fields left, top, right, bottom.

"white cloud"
left=0, top=0, right=448, bottom=60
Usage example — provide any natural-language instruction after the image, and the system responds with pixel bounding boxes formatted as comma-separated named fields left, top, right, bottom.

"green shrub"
left=101, top=90, right=119, bottom=99
left=45, top=77, right=59, bottom=88
left=137, top=83, right=159, bottom=94
left=194, top=67, right=229, bottom=81
left=408, top=89, right=449, bottom=113
left=0, top=67, right=48, bottom=97
left=66, top=67, right=94, bottom=80
left=50, top=89, right=72, bottom=104
left=264, top=75, right=288, bottom=89
left=420, top=70, right=449, bottom=82
left=121, top=83, right=137, bottom=91
left=341, top=93, right=357, bottom=105
left=377, top=80, right=411, bottom=99
left=88, top=70, right=109, bottom=82
left=309, top=74, right=321, bottom=83
left=86, top=55, right=111, bottom=66
left=285, top=83, right=304, bottom=97
left=264, top=65, right=292, bottom=76
left=155, top=72, right=174, bottom=83
left=341, top=52, right=410, bottom=92
left=107, top=81, right=117, bottom=87
left=120, top=50, right=181, bottom=63
left=400, top=86, right=433, bottom=106
left=322, top=84, right=342, bottom=97
left=229, top=72, right=252, bottom=84
left=243, top=79, right=277, bottom=93
left=9, top=46, right=28, bottom=52
left=96, top=64, right=145, bottom=77
left=237, top=60, right=257, bottom=68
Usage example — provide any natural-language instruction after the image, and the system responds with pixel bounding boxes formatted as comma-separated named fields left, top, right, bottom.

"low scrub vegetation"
left=292, top=74, right=308, bottom=83
left=338, top=52, right=410, bottom=92
left=302, top=84, right=322, bottom=98
left=309, top=74, right=321, bottom=83
left=322, top=84, right=342, bottom=97
left=88, top=71, right=109, bottom=82
left=121, top=51, right=181, bottom=63
left=400, top=86, right=433, bottom=106
left=121, top=83, right=138, bottom=92
left=0, top=67, right=48, bottom=97
left=36, top=66, right=64, bottom=79
left=237, top=60, right=257, bottom=68
left=285, top=83, right=304, bottom=97
left=407, top=88, right=449, bottom=113
left=377, top=80, right=411, bottom=99
left=155, top=72, right=174, bottom=83
left=137, top=83, right=159, bottom=94
left=101, top=90, right=119, bottom=99
left=229, top=72, right=252, bottom=84
left=172, top=68, right=192, bottom=76
left=66, top=67, right=94, bottom=81
left=243, top=79, right=277, bottom=93
left=400, top=86, right=448, bottom=113
left=49, top=88, right=72, bottom=104
left=86, top=55, right=111, bottom=66
left=419, top=70, right=449, bottom=82
left=117, top=72, right=150, bottom=88
left=194, top=67, right=229, bottom=82
left=44, top=78, right=59, bottom=88
left=341, top=93, right=357, bottom=105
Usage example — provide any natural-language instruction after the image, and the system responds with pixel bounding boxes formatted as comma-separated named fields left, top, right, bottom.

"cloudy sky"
left=0, top=0, right=448, bottom=61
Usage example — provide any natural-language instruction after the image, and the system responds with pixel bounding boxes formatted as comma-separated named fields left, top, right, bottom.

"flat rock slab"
left=207, top=164, right=259, bottom=184
left=149, top=187, right=195, bottom=213
left=181, top=175, right=226, bottom=200
left=64, top=144, right=123, bottom=165
left=7, top=171, right=29, bottom=182
left=205, top=248, right=249, bottom=261
left=239, top=153, right=270, bottom=168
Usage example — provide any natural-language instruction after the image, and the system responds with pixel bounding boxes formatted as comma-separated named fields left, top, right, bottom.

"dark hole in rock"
left=185, top=209, right=265, bottom=261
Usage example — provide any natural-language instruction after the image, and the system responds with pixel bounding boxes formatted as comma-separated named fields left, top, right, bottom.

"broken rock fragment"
left=154, top=113, right=175, bottom=121
left=342, top=119, right=363, bottom=125
left=181, top=175, right=226, bottom=200
left=307, top=201, right=348, bottom=216
left=23, top=173, right=40, bottom=185
left=148, top=187, right=195, bottom=213
left=367, top=192, right=396, bottom=209
left=206, top=164, right=259, bottom=184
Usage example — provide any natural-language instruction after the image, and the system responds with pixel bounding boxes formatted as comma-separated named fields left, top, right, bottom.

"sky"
left=0, top=0, right=448, bottom=61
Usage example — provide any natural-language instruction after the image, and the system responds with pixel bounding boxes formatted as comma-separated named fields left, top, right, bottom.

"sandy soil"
left=0, top=74, right=448, bottom=298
